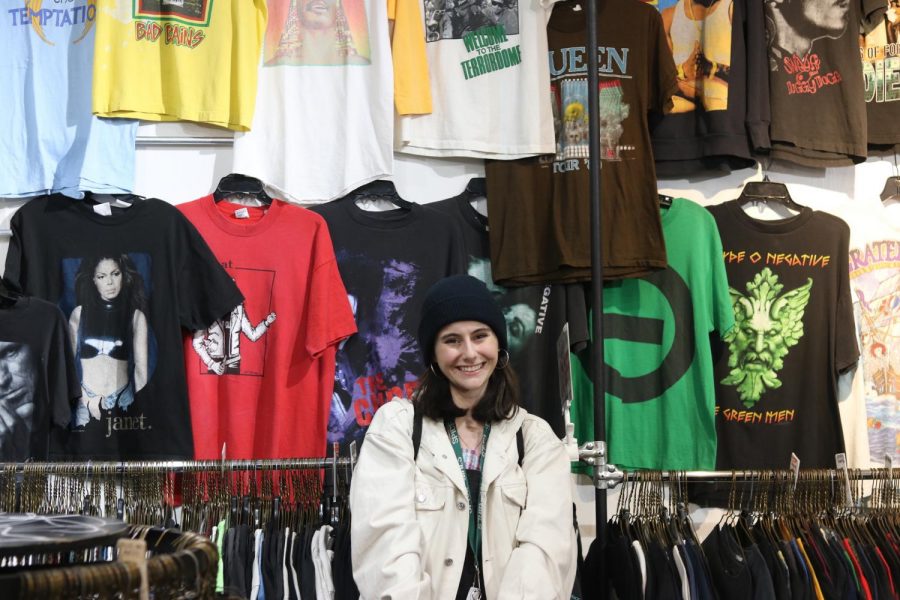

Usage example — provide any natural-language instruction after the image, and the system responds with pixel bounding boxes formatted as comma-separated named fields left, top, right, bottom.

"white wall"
left=1, top=120, right=894, bottom=542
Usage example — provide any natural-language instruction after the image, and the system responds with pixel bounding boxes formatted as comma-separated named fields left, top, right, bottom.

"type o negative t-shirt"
left=484, top=0, right=678, bottom=284
left=3, top=195, right=243, bottom=460
left=709, top=201, right=859, bottom=469
left=0, top=297, right=80, bottom=461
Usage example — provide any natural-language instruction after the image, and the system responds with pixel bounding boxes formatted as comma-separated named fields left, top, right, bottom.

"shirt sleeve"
left=649, top=7, right=678, bottom=115
left=745, top=0, right=771, bottom=152
left=834, top=220, right=860, bottom=374
left=176, top=216, right=245, bottom=331
left=709, top=216, right=735, bottom=337
left=47, top=305, right=79, bottom=429
left=389, top=0, right=433, bottom=115
left=3, top=208, right=26, bottom=293
left=305, top=218, right=358, bottom=358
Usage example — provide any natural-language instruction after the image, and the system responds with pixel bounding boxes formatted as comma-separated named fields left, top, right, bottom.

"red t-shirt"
left=179, top=196, right=356, bottom=459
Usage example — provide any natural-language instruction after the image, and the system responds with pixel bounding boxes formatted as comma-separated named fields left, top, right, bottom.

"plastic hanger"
left=465, top=177, right=487, bottom=197
left=881, top=153, right=900, bottom=203
left=658, top=193, right=674, bottom=208
left=348, top=179, right=414, bottom=210
left=737, top=159, right=803, bottom=211
left=214, top=173, right=272, bottom=205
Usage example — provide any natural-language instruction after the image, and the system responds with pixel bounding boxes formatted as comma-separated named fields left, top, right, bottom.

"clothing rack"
left=0, top=456, right=355, bottom=474
left=136, top=136, right=234, bottom=146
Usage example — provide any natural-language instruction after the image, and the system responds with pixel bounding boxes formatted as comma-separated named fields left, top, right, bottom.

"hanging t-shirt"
left=649, top=0, right=771, bottom=176
left=179, top=196, right=357, bottom=460
left=429, top=192, right=589, bottom=437
left=568, top=198, right=734, bottom=470
left=0, top=0, right=138, bottom=198
left=0, top=297, right=79, bottom=461
left=709, top=201, right=859, bottom=469
left=395, top=0, right=555, bottom=157
left=837, top=202, right=900, bottom=464
left=232, top=0, right=432, bottom=203
left=92, top=0, right=267, bottom=131
left=765, top=0, right=884, bottom=166
left=483, top=0, right=678, bottom=285
left=861, top=1, right=900, bottom=147
left=3, top=195, right=243, bottom=460
left=311, top=192, right=466, bottom=451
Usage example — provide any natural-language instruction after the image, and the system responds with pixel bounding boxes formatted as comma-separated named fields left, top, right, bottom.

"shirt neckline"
left=69, top=194, right=149, bottom=225
left=341, top=196, right=420, bottom=230
left=201, top=194, right=284, bottom=237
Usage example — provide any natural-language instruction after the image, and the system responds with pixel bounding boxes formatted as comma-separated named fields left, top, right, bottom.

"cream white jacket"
left=350, top=398, right=576, bottom=599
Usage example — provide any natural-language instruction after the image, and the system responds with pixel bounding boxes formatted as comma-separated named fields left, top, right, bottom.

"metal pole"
left=585, top=0, right=608, bottom=596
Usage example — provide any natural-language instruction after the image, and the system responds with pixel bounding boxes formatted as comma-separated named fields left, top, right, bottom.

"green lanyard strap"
left=445, top=420, right=491, bottom=560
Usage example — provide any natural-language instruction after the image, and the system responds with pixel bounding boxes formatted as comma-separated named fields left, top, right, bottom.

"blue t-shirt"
left=0, top=2, right=138, bottom=198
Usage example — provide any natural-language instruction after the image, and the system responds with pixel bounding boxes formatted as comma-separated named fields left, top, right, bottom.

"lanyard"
left=445, top=420, right=491, bottom=560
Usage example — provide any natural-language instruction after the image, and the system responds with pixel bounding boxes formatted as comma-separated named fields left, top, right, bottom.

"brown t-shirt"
left=861, top=1, right=900, bottom=148
left=484, top=0, right=677, bottom=285
left=767, top=0, right=884, bottom=165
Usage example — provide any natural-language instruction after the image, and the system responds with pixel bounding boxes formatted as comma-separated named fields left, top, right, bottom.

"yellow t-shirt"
left=92, top=0, right=267, bottom=131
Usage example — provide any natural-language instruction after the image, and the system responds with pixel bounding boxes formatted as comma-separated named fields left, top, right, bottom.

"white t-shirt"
left=837, top=201, right=900, bottom=466
left=395, top=0, right=555, bottom=158
left=234, top=0, right=426, bottom=203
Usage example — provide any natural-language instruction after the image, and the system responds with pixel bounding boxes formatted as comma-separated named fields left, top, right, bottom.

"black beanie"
left=418, top=275, right=508, bottom=364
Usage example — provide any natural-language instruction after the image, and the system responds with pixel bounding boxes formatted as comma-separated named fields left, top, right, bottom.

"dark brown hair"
left=412, top=362, right=520, bottom=423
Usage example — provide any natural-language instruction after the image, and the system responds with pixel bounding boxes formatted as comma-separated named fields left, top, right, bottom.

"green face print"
left=721, top=268, right=813, bottom=408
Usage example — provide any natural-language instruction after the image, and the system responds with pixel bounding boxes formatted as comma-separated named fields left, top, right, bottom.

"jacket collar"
left=419, top=408, right=526, bottom=496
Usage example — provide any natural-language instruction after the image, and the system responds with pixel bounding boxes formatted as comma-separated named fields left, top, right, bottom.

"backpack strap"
left=412, top=404, right=424, bottom=462
left=516, top=426, right=525, bottom=468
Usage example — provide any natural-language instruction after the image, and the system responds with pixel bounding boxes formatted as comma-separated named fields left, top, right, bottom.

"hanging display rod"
left=0, top=456, right=355, bottom=474
left=136, top=136, right=234, bottom=146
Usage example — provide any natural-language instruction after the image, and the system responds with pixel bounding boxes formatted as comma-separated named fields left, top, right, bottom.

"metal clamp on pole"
left=579, top=441, right=624, bottom=489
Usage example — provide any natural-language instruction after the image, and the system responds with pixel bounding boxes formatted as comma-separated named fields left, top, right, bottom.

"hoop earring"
left=496, top=349, right=510, bottom=370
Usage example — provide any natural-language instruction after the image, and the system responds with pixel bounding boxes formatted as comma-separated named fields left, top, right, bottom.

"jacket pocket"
left=499, top=483, right=526, bottom=539
left=414, top=483, right=446, bottom=511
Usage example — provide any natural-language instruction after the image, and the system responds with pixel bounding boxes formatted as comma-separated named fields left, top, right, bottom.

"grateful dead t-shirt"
left=709, top=201, right=858, bottom=469
left=484, top=0, right=678, bottom=284
left=3, top=195, right=243, bottom=460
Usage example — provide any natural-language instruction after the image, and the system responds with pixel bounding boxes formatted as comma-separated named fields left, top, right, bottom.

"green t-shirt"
left=571, top=198, right=734, bottom=470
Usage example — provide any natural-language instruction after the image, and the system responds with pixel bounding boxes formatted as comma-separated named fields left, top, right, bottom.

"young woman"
left=68, top=254, right=149, bottom=427
left=350, top=275, right=576, bottom=599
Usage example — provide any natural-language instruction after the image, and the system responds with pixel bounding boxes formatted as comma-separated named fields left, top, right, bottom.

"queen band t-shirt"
left=709, top=201, right=858, bottom=469
left=484, top=0, right=678, bottom=284
left=3, top=195, right=243, bottom=460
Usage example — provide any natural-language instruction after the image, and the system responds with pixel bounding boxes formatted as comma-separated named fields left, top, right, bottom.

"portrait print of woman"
left=67, top=255, right=150, bottom=427
left=265, top=0, right=371, bottom=66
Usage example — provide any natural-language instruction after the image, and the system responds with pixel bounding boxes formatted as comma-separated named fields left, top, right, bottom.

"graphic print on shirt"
left=328, top=254, right=421, bottom=448
left=192, top=265, right=276, bottom=377
left=423, top=0, right=519, bottom=42
left=764, top=0, right=847, bottom=93
left=605, top=267, right=697, bottom=402
left=642, top=0, right=733, bottom=114
left=467, top=257, right=541, bottom=356
left=721, top=268, right=812, bottom=407
left=861, top=0, right=900, bottom=106
left=59, top=254, right=158, bottom=433
left=849, top=241, right=900, bottom=460
left=264, top=0, right=371, bottom=66
left=131, top=0, right=212, bottom=48
left=546, top=44, right=632, bottom=170
left=0, top=342, right=36, bottom=458
left=7, top=0, right=96, bottom=45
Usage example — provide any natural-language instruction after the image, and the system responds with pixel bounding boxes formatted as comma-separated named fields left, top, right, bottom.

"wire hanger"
left=213, top=173, right=272, bottom=205
left=737, top=158, right=803, bottom=211
left=880, top=152, right=900, bottom=203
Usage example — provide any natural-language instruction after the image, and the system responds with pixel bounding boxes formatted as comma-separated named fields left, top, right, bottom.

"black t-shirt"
left=0, top=296, right=79, bottom=460
left=429, top=193, right=589, bottom=437
left=766, top=0, right=885, bottom=165
left=2, top=195, right=243, bottom=460
left=652, top=0, right=771, bottom=176
left=708, top=201, right=858, bottom=470
left=702, top=526, right=753, bottom=599
left=746, top=543, right=777, bottom=600
left=311, top=193, right=466, bottom=451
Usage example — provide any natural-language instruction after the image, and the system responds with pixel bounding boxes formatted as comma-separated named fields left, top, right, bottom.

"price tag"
left=885, top=454, right=893, bottom=470
left=790, top=453, right=800, bottom=491
left=117, top=538, right=149, bottom=600
left=93, top=202, right=112, bottom=217
left=234, top=207, right=250, bottom=219
left=835, top=452, right=853, bottom=505
left=557, top=323, right=572, bottom=418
